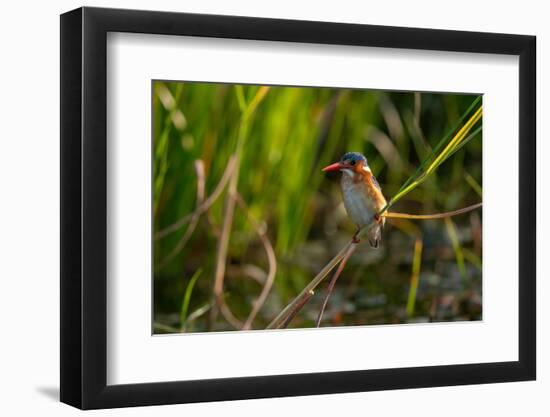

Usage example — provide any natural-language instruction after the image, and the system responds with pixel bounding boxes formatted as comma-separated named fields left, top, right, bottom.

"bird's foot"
left=352, top=230, right=361, bottom=244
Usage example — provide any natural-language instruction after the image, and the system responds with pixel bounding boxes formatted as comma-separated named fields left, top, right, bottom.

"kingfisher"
left=322, top=152, right=387, bottom=248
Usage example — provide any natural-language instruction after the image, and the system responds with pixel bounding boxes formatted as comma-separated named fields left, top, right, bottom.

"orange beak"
left=322, top=162, right=344, bottom=172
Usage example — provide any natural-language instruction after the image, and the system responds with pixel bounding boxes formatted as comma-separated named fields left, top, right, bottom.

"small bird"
left=323, top=152, right=387, bottom=248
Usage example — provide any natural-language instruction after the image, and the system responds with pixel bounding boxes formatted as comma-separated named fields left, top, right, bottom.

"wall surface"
left=0, top=0, right=546, bottom=415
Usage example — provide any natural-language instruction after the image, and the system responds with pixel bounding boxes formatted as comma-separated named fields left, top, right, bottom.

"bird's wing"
left=363, top=171, right=387, bottom=210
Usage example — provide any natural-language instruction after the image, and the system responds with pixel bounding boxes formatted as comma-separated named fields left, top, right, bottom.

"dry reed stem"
left=211, top=87, right=271, bottom=328
left=155, top=156, right=237, bottom=240
left=236, top=193, right=278, bottom=330
left=212, top=155, right=243, bottom=329
left=157, top=161, right=205, bottom=269
left=279, top=290, right=315, bottom=329
left=315, top=243, right=357, bottom=327
left=266, top=239, right=355, bottom=329
left=383, top=202, right=482, bottom=220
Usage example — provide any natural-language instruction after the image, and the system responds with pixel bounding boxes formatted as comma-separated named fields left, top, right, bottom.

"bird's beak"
left=322, top=162, right=344, bottom=172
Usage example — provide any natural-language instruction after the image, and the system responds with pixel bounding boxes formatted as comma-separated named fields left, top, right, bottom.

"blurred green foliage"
left=153, top=81, right=482, bottom=333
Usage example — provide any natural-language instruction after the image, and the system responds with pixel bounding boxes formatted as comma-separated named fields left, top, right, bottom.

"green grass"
left=180, top=268, right=202, bottom=331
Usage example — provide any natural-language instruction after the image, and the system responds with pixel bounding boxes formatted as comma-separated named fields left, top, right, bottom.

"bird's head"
left=322, top=152, right=370, bottom=176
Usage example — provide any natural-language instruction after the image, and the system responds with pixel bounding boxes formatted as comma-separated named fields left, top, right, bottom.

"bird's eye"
left=349, top=160, right=356, bottom=166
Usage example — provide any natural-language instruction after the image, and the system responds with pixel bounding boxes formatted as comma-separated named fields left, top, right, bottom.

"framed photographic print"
left=60, top=6, right=536, bottom=409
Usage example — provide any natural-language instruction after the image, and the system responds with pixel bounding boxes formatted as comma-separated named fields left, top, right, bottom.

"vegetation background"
left=152, top=81, right=482, bottom=333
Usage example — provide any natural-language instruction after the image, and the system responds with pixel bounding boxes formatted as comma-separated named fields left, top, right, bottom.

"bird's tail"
left=368, top=218, right=384, bottom=248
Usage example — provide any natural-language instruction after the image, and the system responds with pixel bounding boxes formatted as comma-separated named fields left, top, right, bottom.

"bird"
left=322, top=152, right=387, bottom=248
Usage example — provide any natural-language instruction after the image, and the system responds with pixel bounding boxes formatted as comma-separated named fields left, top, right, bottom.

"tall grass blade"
left=396, top=96, right=482, bottom=194
left=464, top=172, right=482, bottom=198
left=380, top=100, right=482, bottom=215
left=180, top=269, right=203, bottom=331
left=444, top=218, right=466, bottom=283
left=406, top=238, right=423, bottom=317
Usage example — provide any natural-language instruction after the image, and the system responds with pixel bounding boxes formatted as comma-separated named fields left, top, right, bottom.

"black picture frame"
left=60, top=6, right=536, bottom=410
